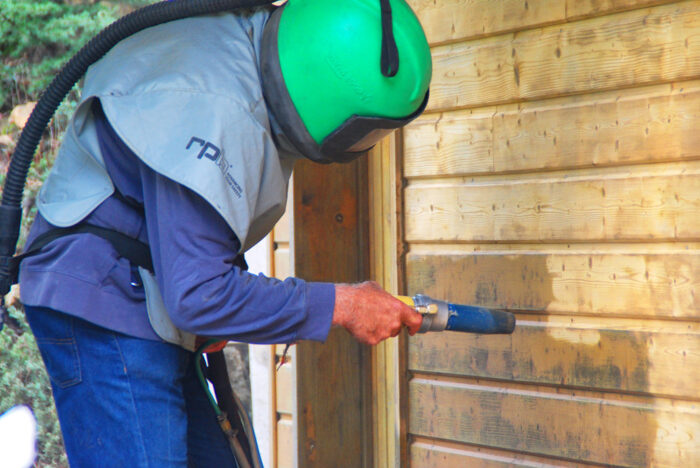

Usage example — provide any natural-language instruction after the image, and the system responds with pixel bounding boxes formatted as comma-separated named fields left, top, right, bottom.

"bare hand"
left=332, top=281, right=423, bottom=345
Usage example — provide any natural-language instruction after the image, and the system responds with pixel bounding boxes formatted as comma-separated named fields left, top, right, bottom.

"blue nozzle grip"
left=445, top=304, right=516, bottom=334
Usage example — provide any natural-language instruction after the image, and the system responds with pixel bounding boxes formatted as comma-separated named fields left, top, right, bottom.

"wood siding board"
left=277, top=416, right=294, bottom=468
left=405, top=81, right=700, bottom=177
left=427, top=2, right=700, bottom=112
left=273, top=247, right=290, bottom=280
left=405, top=251, right=700, bottom=318
left=275, top=362, right=294, bottom=415
left=404, top=162, right=700, bottom=243
left=410, top=437, right=594, bottom=468
left=407, top=315, right=700, bottom=399
left=407, top=0, right=680, bottom=46
left=409, top=378, right=700, bottom=466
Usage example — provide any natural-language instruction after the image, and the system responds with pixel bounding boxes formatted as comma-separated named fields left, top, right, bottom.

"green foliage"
left=0, top=307, right=67, bottom=467
left=0, top=0, right=119, bottom=113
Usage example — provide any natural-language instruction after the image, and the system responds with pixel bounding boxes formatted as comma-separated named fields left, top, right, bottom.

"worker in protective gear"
left=17, top=0, right=431, bottom=465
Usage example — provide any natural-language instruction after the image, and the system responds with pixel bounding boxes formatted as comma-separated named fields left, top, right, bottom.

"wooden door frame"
left=367, top=133, right=408, bottom=468
left=292, top=156, right=373, bottom=468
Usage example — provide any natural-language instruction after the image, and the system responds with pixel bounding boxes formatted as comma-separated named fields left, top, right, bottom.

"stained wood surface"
left=408, top=314, right=700, bottom=399
left=293, top=158, right=372, bottom=468
left=405, top=81, right=700, bottom=177
left=405, top=250, right=700, bottom=318
left=396, top=1, right=700, bottom=466
left=410, top=437, right=584, bottom=468
left=409, top=377, right=700, bottom=467
left=404, top=161, right=700, bottom=243
left=427, top=2, right=700, bottom=112
left=407, top=0, right=680, bottom=45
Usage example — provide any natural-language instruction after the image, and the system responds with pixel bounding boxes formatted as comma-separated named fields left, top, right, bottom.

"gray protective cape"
left=36, top=9, right=297, bottom=349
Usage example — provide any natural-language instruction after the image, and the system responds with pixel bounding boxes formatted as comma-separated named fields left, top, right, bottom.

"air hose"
left=195, top=340, right=262, bottom=468
left=0, top=0, right=273, bottom=301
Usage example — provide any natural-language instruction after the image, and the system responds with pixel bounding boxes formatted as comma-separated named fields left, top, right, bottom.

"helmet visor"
left=319, top=91, right=429, bottom=156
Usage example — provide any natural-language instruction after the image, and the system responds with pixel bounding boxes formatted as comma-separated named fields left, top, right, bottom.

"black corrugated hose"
left=0, top=0, right=273, bottom=300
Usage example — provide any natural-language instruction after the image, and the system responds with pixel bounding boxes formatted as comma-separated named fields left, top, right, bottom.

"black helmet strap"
left=379, top=0, right=399, bottom=77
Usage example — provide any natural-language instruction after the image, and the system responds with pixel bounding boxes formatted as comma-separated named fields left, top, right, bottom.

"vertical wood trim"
left=369, top=135, right=400, bottom=468
left=394, top=130, right=410, bottom=468
left=369, top=131, right=411, bottom=468
left=293, top=158, right=372, bottom=468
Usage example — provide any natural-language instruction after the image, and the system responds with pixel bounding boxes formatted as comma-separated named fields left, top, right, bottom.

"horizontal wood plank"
left=408, top=314, right=700, bottom=399
left=276, top=361, right=294, bottom=414
left=277, top=416, right=294, bottom=468
left=407, top=0, right=679, bottom=45
left=273, top=212, right=290, bottom=244
left=409, top=378, right=700, bottom=467
left=405, top=250, right=700, bottom=318
left=404, top=162, right=700, bottom=242
left=404, top=81, right=700, bottom=177
left=410, top=437, right=584, bottom=468
left=427, top=2, right=700, bottom=112
left=273, top=246, right=290, bottom=280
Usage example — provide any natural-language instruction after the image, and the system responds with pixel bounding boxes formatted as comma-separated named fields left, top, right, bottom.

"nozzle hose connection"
left=405, top=294, right=516, bottom=334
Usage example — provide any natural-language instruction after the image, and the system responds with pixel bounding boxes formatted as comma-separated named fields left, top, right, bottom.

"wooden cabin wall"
left=401, top=1, right=700, bottom=466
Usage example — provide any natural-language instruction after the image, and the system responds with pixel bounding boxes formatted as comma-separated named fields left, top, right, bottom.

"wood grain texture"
left=408, top=314, right=700, bottom=399
left=404, top=81, right=700, bottom=177
left=368, top=136, right=407, bottom=468
left=293, top=158, right=372, bottom=468
left=404, top=162, right=700, bottom=242
left=407, top=0, right=679, bottom=45
left=427, top=2, right=700, bottom=112
left=405, top=250, right=700, bottom=318
left=409, top=378, right=700, bottom=467
left=410, top=437, right=584, bottom=468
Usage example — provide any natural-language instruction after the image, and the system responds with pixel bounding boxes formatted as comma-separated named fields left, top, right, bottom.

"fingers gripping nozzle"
left=397, top=294, right=516, bottom=335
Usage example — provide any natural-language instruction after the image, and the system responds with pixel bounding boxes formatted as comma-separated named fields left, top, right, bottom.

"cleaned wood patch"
left=427, top=2, right=700, bottom=111
left=407, top=0, right=679, bottom=45
left=404, top=81, right=700, bottom=177
left=408, top=314, right=700, bottom=399
left=409, top=378, right=700, bottom=467
left=405, top=250, right=700, bottom=318
left=404, top=163, right=700, bottom=242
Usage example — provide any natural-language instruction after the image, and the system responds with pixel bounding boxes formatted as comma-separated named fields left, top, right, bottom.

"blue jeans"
left=25, top=305, right=239, bottom=468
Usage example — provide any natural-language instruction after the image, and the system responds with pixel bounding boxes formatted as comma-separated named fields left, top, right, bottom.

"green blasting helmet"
left=261, top=0, right=432, bottom=163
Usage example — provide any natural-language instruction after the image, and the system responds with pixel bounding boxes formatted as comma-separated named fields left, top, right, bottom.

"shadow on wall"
left=405, top=253, right=671, bottom=467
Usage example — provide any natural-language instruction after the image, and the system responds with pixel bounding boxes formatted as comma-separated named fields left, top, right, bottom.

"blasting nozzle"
left=396, top=294, right=515, bottom=334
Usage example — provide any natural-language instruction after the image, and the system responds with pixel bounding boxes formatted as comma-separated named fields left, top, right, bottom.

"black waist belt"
left=9, top=223, right=153, bottom=285
left=9, top=223, right=247, bottom=285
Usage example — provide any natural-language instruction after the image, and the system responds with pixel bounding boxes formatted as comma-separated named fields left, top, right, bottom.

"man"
left=18, top=0, right=432, bottom=465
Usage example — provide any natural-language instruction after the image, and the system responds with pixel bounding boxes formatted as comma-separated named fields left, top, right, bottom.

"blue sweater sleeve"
left=139, top=166, right=335, bottom=343
left=93, top=101, right=334, bottom=344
